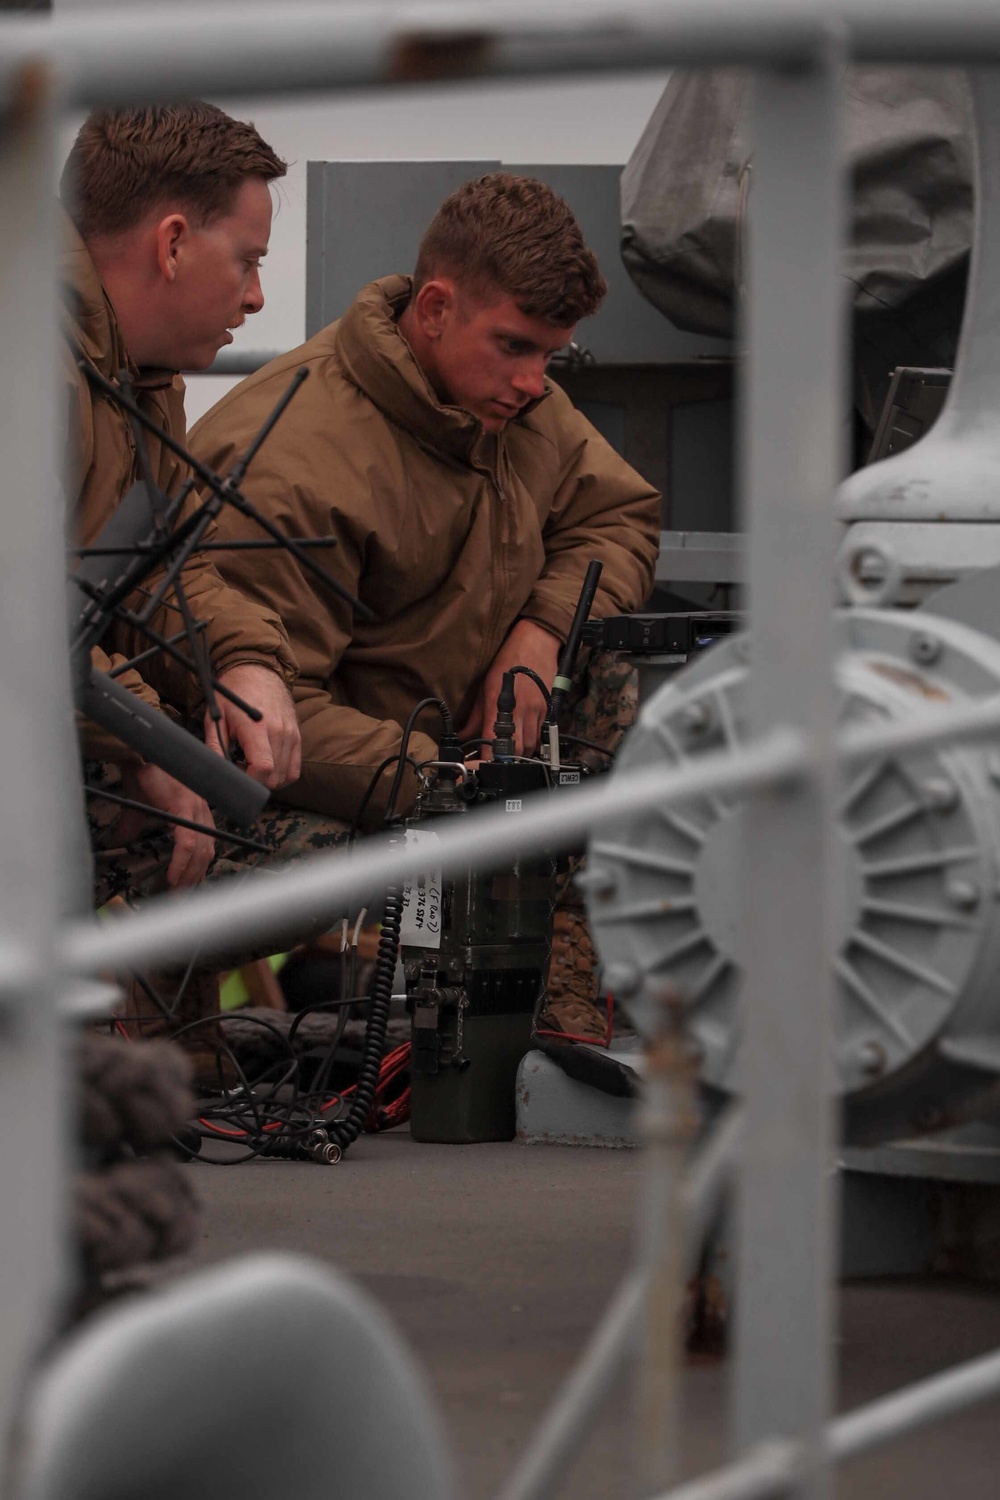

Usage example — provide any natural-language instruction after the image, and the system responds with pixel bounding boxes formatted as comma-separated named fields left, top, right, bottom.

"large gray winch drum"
left=587, top=608, right=1000, bottom=1142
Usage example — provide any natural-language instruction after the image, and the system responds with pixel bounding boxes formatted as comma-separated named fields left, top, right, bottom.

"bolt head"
left=680, top=700, right=714, bottom=737
left=858, top=549, right=888, bottom=579
left=922, top=777, right=958, bottom=813
left=946, top=877, right=980, bottom=911
left=910, top=632, right=942, bottom=666
left=857, top=1039, right=886, bottom=1078
left=575, top=865, right=618, bottom=898
left=603, top=961, right=641, bottom=998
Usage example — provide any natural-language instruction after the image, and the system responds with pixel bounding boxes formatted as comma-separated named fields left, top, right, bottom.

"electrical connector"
left=492, top=671, right=517, bottom=759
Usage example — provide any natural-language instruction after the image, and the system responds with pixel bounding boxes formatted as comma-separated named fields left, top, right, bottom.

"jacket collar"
left=60, top=209, right=176, bottom=394
left=335, top=274, right=550, bottom=470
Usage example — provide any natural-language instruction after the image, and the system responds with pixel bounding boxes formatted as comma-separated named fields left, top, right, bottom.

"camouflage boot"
left=121, top=969, right=235, bottom=1091
left=536, top=647, right=640, bottom=1043
left=538, top=895, right=609, bottom=1044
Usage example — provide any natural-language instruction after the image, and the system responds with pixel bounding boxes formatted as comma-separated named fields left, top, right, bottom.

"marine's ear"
left=407, top=277, right=457, bottom=342
left=154, top=212, right=190, bottom=284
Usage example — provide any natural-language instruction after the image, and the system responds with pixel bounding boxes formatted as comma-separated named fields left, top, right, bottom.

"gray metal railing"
left=5, top=5, right=1000, bottom=1498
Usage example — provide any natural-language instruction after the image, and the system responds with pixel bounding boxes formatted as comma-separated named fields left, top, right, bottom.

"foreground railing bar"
left=830, top=1343, right=1000, bottom=1463
left=634, top=1338, right=1000, bottom=1500
left=60, top=680, right=1000, bottom=980
left=648, top=1441, right=802, bottom=1500
left=3, top=1, right=1000, bottom=110
left=840, top=689, right=1000, bottom=765
left=499, top=1271, right=645, bottom=1500
left=61, top=729, right=809, bottom=976
left=499, top=1106, right=743, bottom=1500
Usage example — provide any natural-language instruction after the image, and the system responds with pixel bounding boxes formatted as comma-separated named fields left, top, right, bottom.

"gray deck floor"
left=170, top=1132, right=1000, bottom=1498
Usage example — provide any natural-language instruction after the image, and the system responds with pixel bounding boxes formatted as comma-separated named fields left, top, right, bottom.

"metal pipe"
left=732, top=41, right=845, bottom=1497
left=642, top=1342, right=1000, bottom=1500
left=646, top=1441, right=802, bottom=1500
left=840, top=689, right=1000, bottom=764
left=57, top=674, right=1000, bottom=982
left=0, top=63, right=72, bottom=1476
left=681, top=1106, right=745, bottom=1255
left=3, top=3, right=1000, bottom=113
left=497, top=1272, right=646, bottom=1500
left=637, top=989, right=701, bottom=1493
left=830, top=1345, right=1000, bottom=1463
left=496, top=1107, right=743, bottom=1500
left=60, top=729, right=809, bottom=977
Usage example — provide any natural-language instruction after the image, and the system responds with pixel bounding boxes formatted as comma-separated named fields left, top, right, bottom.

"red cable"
left=201, top=1042, right=414, bottom=1141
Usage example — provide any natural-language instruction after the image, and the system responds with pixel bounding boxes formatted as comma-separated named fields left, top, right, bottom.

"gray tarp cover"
left=621, top=69, right=973, bottom=423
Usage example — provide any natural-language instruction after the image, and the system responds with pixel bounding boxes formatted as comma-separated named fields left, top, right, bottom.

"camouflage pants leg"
left=559, top=646, right=639, bottom=771
left=542, top=651, right=639, bottom=1038
left=87, top=762, right=356, bottom=1039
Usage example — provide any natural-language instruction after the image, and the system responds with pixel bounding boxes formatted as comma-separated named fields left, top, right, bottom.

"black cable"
left=348, top=755, right=419, bottom=846
left=286, top=993, right=372, bottom=1045
left=510, top=665, right=553, bottom=709
left=324, top=829, right=405, bottom=1153
left=116, top=984, right=389, bottom=1164
left=384, top=697, right=454, bottom=823
left=126, top=970, right=173, bottom=1024
left=556, top=733, right=615, bottom=761
left=304, top=1001, right=354, bottom=1107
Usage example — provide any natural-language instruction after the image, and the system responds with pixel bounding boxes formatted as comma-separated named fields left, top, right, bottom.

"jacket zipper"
left=480, top=469, right=510, bottom=679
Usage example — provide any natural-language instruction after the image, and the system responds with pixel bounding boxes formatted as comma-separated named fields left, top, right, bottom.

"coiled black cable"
left=325, top=828, right=405, bottom=1153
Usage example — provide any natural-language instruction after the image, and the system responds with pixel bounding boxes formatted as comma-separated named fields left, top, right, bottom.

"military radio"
left=402, top=564, right=605, bottom=1143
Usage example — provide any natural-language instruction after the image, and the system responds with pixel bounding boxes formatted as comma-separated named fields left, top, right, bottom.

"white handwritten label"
left=400, top=829, right=443, bottom=950
left=505, top=799, right=523, bottom=813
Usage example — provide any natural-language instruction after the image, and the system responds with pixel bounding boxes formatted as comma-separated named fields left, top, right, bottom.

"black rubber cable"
left=325, top=828, right=405, bottom=1153
left=383, top=697, right=455, bottom=822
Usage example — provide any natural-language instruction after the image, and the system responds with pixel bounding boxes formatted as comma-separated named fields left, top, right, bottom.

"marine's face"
left=418, top=282, right=576, bottom=433
left=165, top=175, right=273, bottom=370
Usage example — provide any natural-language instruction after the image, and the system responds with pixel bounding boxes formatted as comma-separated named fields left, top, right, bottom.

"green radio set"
left=402, top=562, right=605, bottom=1144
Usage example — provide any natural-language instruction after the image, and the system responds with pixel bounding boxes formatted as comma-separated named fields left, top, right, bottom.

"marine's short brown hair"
left=60, top=102, right=287, bottom=242
left=414, top=172, right=607, bottom=327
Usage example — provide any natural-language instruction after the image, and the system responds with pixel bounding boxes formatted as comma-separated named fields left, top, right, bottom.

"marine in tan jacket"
left=191, top=174, right=660, bottom=827
left=62, top=103, right=303, bottom=890
left=66, top=216, right=296, bottom=733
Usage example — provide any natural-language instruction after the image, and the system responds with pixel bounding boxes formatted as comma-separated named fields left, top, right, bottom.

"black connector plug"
left=492, top=671, right=517, bottom=760
left=437, top=729, right=464, bottom=766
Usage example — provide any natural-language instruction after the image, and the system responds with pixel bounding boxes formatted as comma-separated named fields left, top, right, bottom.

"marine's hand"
left=207, top=665, right=302, bottom=790
left=118, top=763, right=217, bottom=889
left=461, top=619, right=560, bottom=757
